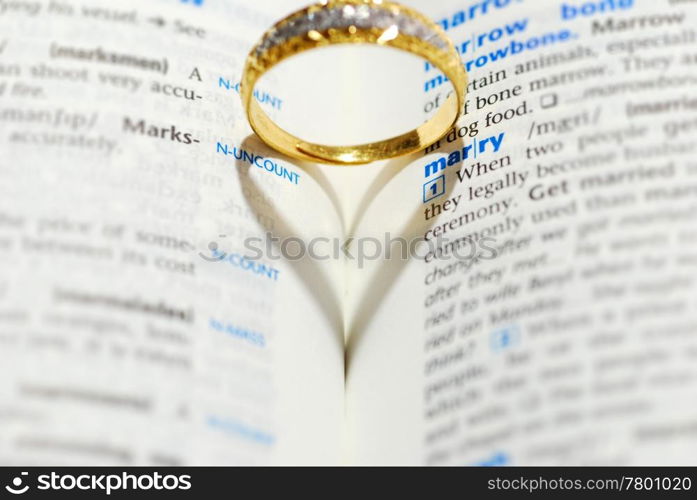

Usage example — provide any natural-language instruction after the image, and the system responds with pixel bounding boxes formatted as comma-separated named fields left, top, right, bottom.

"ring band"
left=240, top=0, right=467, bottom=165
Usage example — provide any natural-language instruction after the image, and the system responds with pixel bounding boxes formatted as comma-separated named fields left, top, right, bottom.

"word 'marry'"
left=424, top=133, right=505, bottom=178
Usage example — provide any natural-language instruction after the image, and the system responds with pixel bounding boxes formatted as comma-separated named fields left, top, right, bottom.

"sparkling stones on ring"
left=254, top=2, right=448, bottom=59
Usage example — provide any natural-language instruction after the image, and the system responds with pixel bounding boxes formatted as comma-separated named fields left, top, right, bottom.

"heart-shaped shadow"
left=234, top=133, right=463, bottom=372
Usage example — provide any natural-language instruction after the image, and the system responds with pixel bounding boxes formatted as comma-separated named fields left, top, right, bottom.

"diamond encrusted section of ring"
left=253, top=3, right=448, bottom=59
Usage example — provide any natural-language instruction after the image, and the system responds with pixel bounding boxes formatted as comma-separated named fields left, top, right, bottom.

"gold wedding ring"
left=240, top=0, right=467, bottom=165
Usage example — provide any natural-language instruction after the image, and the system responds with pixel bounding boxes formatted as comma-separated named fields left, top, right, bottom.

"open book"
left=1, top=0, right=697, bottom=465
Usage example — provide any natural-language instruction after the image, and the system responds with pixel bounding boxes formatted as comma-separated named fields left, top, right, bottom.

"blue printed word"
left=209, top=317, right=266, bottom=347
left=216, top=142, right=300, bottom=185
left=207, top=415, right=275, bottom=446
left=206, top=247, right=280, bottom=281
left=425, top=19, right=529, bottom=71
left=473, top=451, right=510, bottom=466
left=424, top=133, right=505, bottom=178
left=561, top=0, right=634, bottom=20
left=424, top=30, right=574, bottom=91
left=218, top=77, right=283, bottom=110
left=437, top=0, right=520, bottom=32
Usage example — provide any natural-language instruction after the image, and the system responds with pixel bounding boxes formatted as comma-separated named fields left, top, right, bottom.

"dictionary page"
left=345, top=0, right=697, bottom=465
left=0, top=0, right=346, bottom=465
